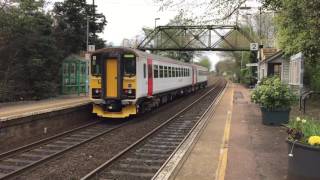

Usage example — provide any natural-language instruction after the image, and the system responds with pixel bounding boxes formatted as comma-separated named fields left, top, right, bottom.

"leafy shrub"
left=251, top=76, right=297, bottom=110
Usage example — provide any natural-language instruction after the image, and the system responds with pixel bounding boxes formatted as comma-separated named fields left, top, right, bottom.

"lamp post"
left=154, top=18, right=160, bottom=29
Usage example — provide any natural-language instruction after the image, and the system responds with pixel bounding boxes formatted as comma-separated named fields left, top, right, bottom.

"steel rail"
left=0, top=121, right=99, bottom=160
left=80, top=79, right=226, bottom=180
left=152, top=81, right=227, bottom=180
left=0, top=120, right=130, bottom=179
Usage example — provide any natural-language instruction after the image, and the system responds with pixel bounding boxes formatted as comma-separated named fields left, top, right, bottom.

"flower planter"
left=260, top=107, right=290, bottom=125
left=287, top=140, right=320, bottom=180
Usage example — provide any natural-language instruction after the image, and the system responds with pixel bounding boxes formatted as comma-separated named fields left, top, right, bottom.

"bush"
left=251, top=76, right=297, bottom=110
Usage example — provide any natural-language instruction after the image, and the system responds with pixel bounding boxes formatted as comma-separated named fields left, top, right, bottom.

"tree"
left=0, top=0, right=61, bottom=101
left=53, top=0, right=107, bottom=55
left=196, top=56, right=212, bottom=70
left=261, top=0, right=320, bottom=90
left=155, top=0, right=247, bottom=24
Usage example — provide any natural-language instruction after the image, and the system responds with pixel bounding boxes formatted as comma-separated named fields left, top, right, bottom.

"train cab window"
left=154, top=65, right=159, bottom=78
left=123, top=55, right=136, bottom=77
left=164, top=66, right=168, bottom=78
left=91, top=55, right=101, bottom=75
left=143, top=63, right=146, bottom=78
left=159, top=65, right=164, bottom=78
left=168, top=67, right=172, bottom=77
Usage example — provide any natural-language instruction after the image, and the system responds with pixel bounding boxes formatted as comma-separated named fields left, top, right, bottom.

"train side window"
left=172, top=67, right=175, bottom=77
left=154, top=65, right=159, bottom=78
left=179, top=68, right=182, bottom=77
left=143, top=63, right=146, bottom=78
left=188, top=69, right=190, bottom=76
left=168, top=67, right=172, bottom=77
left=159, top=65, right=163, bottom=78
left=183, top=68, right=186, bottom=77
left=164, top=66, right=168, bottom=78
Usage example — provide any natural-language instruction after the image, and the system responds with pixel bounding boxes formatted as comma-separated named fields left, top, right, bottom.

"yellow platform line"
left=215, top=85, right=234, bottom=180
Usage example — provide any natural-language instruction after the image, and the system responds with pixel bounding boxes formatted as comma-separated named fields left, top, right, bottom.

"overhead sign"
left=88, top=45, right=95, bottom=52
left=246, top=63, right=258, bottom=67
left=250, top=43, right=259, bottom=51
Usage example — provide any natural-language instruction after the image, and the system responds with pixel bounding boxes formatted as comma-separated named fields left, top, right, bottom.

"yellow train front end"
left=90, top=48, right=138, bottom=118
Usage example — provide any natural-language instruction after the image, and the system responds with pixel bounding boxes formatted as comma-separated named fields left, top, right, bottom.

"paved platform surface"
left=0, top=95, right=90, bottom=121
left=174, top=84, right=288, bottom=180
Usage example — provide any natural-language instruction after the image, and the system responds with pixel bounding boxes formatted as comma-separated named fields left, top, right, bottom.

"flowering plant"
left=287, top=117, right=320, bottom=146
left=251, top=76, right=297, bottom=110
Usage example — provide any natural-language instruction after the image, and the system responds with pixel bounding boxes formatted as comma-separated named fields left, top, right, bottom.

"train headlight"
left=123, top=89, right=136, bottom=98
left=92, top=88, right=102, bottom=99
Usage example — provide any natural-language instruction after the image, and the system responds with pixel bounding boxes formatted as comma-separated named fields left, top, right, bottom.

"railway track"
left=81, top=79, right=227, bottom=180
left=0, top=120, right=129, bottom=179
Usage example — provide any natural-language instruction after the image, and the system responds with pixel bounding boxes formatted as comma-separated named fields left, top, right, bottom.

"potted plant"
left=251, top=76, right=296, bottom=125
left=287, top=117, right=320, bottom=180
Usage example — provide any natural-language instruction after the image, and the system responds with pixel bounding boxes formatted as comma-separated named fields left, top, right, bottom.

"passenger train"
left=90, top=47, right=208, bottom=118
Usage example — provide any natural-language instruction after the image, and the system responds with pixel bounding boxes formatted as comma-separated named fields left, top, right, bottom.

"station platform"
left=0, top=95, right=90, bottom=121
left=173, top=84, right=288, bottom=180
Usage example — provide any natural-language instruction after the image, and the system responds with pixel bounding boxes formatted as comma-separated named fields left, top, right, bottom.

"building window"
left=274, top=64, right=282, bottom=77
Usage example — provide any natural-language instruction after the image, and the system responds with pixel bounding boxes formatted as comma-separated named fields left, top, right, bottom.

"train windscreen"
left=123, top=54, right=136, bottom=77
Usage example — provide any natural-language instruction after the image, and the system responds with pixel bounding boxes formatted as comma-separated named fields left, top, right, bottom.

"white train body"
left=90, top=47, right=208, bottom=118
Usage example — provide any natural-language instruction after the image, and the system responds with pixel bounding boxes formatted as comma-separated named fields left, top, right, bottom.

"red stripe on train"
left=147, top=57, right=153, bottom=96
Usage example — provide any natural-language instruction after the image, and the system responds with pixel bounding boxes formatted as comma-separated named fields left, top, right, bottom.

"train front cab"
left=90, top=51, right=138, bottom=118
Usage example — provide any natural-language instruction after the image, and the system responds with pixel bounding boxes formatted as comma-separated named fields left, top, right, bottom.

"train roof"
left=92, top=47, right=208, bottom=71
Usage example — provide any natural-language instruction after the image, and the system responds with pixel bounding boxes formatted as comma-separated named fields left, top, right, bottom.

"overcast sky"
left=51, top=0, right=260, bottom=70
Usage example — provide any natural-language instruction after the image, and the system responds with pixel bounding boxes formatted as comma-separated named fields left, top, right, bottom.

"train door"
left=105, top=59, right=118, bottom=98
left=147, top=58, right=153, bottom=96
left=192, top=67, right=197, bottom=85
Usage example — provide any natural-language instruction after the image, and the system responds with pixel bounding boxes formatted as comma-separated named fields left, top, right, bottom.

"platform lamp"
left=239, top=6, right=263, bottom=84
left=154, top=18, right=160, bottom=29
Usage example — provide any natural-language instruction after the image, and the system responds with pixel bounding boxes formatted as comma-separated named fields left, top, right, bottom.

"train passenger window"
left=168, top=67, right=172, bottom=77
left=188, top=69, right=190, bottom=76
left=179, top=68, right=182, bottom=77
left=143, top=64, right=146, bottom=78
left=159, top=65, right=163, bottom=78
left=164, top=66, right=168, bottom=78
left=183, top=68, right=186, bottom=77
left=154, top=65, right=159, bottom=78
